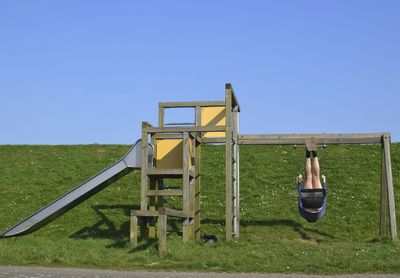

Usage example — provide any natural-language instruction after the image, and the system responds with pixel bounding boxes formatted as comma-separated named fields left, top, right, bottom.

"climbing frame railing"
left=131, top=122, right=202, bottom=254
left=156, top=84, right=241, bottom=241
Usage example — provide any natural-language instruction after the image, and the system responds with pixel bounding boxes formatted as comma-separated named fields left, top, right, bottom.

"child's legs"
left=312, top=157, right=322, bottom=189
left=304, top=158, right=313, bottom=189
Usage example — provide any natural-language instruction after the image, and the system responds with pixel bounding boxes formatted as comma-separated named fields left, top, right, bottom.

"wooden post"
left=225, top=85, right=233, bottom=241
left=195, top=105, right=201, bottom=127
left=232, top=107, right=240, bottom=238
left=158, top=104, right=165, bottom=128
left=159, top=212, right=167, bottom=256
left=140, top=123, right=149, bottom=211
left=182, top=132, right=191, bottom=243
left=149, top=132, right=157, bottom=239
left=149, top=178, right=157, bottom=239
left=380, top=139, right=388, bottom=237
left=194, top=136, right=201, bottom=240
left=383, top=134, right=398, bottom=240
left=130, top=211, right=138, bottom=247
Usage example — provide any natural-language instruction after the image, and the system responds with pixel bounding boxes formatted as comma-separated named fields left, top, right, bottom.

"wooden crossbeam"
left=160, top=207, right=194, bottom=218
left=146, top=190, right=183, bottom=197
left=145, top=126, right=226, bottom=134
left=159, top=101, right=225, bottom=108
left=238, top=133, right=388, bottom=145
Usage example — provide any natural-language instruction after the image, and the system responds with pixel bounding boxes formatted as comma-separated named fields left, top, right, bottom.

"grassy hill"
left=0, top=143, right=399, bottom=273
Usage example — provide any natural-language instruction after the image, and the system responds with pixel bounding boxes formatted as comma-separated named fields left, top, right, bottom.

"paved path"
left=0, top=266, right=399, bottom=278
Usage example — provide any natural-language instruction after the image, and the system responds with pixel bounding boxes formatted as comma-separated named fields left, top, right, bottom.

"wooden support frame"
left=225, top=86, right=233, bottom=241
left=232, top=106, right=240, bottom=238
left=381, top=134, right=397, bottom=240
left=133, top=84, right=397, bottom=252
left=132, top=122, right=205, bottom=253
left=239, top=132, right=397, bottom=240
left=194, top=136, right=202, bottom=240
left=155, top=84, right=241, bottom=242
left=238, top=133, right=385, bottom=145
left=224, top=83, right=241, bottom=241
left=182, top=131, right=192, bottom=243
left=140, top=122, right=150, bottom=211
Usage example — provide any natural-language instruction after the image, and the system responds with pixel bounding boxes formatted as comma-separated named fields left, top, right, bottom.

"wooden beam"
left=145, top=126, right=226, bottom=134
left=148, top=177, right=157, bottom=239
left=159, top=207, right=194, bottom=218
left=158, top=104, right=165, bottom=128
left=152, top=133, right=183, bottom=140
left=380, top=142, right=388, bottom=237
left=146, top=189, right=183, bottom=197
left=225, top=83, right=241, bottom=112
left=194, top=139, right=201, bottom=241
left=140, top=122, right=150, bottom=211
left=233, top=107, right=240, bottom=238
left=158, top=213, right=167, bottom=256
left=201, top=137, right=226, bottom=144
left=182, top=132, right=191, bottom=243
left=238, top=133, right=387, bottom=145
left=225, top=86, right=233, bottom=241
left=159, top=101, right=225, bottom=108
left=133, top=210, right=160, bottom=217
left=130, top=213, right=138, bottom=247
left=383, top=134, right=398, bottom=240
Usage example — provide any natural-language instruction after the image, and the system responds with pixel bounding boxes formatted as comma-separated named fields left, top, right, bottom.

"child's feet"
left=305, top=137, right=317, bottom=152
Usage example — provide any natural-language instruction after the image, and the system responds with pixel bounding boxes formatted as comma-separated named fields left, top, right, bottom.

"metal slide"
left=0, top=140, right=152, bottom=238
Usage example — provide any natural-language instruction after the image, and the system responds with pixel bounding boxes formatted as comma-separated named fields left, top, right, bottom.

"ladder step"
left=159, top=207, right=194, bottom=218
left=147, top=168, right=195, bottom=178
left=146, top=190, right=183, bottom=197
left=131, top=210, right=160, bottom=217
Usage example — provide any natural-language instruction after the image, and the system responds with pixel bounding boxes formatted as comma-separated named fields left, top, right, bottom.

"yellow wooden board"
left=156, top=139, right=183, bottom=169
left=201, top=106, right=226, bottom=138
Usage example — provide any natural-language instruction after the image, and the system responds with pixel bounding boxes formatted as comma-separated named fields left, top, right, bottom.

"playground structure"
left=0, top=84, right=397, bottom=255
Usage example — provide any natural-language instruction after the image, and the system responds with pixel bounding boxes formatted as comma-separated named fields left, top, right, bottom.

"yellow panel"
left=201, top=106, right=226, bottom=138
left=156, top=139, right=183, bottom=169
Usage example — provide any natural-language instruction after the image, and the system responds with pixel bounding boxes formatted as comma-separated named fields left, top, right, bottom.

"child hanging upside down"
left=297, top=138, right=327, bottom=223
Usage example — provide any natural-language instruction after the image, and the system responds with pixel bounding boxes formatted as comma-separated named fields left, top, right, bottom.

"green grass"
left=0, top=143, right=399, bottom=273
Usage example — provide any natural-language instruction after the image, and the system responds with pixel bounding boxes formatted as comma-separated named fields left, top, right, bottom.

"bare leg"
left=312, top=156, right=323, bottom=189
left=304, top=158, right=313, bottom=189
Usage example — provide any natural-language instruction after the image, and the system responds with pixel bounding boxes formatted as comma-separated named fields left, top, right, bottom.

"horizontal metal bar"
left=164, top=122, right=195, bottom=126
left=159, top=101, right=225, bottom=108
left=238, top=133, right=389, bottom=145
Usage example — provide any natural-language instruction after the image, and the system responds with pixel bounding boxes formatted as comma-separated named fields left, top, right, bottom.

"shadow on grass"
left=69, top=204, right=139, bottom=248
left=202, top=218, right=334, bottom=241
left=128, top=239, right=157, bottom=254
left=70, top=204, right=181, bottom=251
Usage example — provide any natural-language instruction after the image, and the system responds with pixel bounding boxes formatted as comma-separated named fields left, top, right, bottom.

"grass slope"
left=0, top=144, right=399, bottom=273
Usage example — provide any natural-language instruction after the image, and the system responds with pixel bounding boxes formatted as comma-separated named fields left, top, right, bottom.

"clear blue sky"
left=1, top=1, right=399, bottom=144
